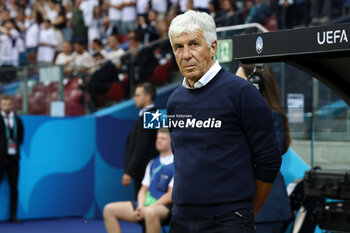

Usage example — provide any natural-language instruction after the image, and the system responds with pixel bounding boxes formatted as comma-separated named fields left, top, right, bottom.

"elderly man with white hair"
left=166, top=10, right=282, bottom=233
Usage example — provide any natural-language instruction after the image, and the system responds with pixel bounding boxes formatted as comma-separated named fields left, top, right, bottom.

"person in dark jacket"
left=167, top=10, right=281, bottom=233
left=236, top=63, right=292, bottom=233
left=0, top=95, right=24, bottom=223
left=123, top=82, right=158, bottom=198
left=87, top=52, right=122, bottom=111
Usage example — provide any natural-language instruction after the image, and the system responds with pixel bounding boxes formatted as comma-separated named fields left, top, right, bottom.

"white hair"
left=168, top=10, right=217, bottom=48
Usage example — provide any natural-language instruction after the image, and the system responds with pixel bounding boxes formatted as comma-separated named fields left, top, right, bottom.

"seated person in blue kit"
left=236, top=63, right=292, bottom=233
left=103, top=128, right=174, bottom=233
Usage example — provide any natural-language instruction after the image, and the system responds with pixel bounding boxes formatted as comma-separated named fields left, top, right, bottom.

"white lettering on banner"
left=317, top=29, right=348, bottom=45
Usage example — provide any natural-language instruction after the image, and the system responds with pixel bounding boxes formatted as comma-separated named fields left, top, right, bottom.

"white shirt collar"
left=160, top=153, right=174, bottom=165
left=182, top=61, right=222, bottom=89
left=1, top=111, right=14, bottom=127
left=139, top=103, right=155, bottom=117
left=1, top=110, right=14, bottom=118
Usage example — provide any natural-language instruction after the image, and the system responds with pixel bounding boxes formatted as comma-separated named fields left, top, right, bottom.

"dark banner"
left=233, top=23, right=350, bottom=61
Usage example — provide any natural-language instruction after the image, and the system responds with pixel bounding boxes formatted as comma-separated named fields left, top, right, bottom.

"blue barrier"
left=281, top=148, right=310, bottom=186
left=0, top=82, right=180, bottom=221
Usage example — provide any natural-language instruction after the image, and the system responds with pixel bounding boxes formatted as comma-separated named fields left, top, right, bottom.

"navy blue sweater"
left=167, top=68, right=281, bottom=219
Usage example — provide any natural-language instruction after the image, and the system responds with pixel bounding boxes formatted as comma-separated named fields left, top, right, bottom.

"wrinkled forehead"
left=171, top=30, right=205, bottom=44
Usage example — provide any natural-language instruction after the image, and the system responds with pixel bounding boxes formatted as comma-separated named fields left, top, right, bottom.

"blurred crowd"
left=0, top=0, right=349, bottom=112
left=0, top=0, right=349, bottom=69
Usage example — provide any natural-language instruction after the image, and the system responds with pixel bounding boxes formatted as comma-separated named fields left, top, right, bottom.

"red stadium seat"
left=106, top=82, right=125, bottom=100
left=147, top=58, right=172, bottom=85
left=118, top=34, right=129, bottom=44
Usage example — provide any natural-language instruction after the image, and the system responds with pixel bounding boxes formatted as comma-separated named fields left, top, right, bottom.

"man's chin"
left=184, top=71, right=200, bottom=79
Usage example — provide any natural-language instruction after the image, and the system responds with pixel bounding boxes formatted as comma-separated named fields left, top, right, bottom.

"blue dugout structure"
left=0, top=81, right=310, bottom=221
left=0, top=82, right=178, bottom=221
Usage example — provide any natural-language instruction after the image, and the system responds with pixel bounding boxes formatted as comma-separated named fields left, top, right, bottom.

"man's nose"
left=182, top=46, right=192, bottom=60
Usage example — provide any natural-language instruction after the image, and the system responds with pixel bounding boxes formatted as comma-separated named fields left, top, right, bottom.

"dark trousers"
left=0, top=158, right=19, bottom=218
left=256, top=221, right=287, bottom=233
left=169, top=209, right=255, bottom=233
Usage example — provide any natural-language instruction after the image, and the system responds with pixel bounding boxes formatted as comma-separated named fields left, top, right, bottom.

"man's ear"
left=210, top=40, right=217, bottom=59
left=146, top=94, right=152, bottom=104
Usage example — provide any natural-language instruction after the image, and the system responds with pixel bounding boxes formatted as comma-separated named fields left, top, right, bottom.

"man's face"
left=171, top=30, right=217, bottom=83
left=156, top=132, right=171, bottom=153
left=107, top=36, right=118, bottom=50
left=133, top=87, right=148, bottom=109
left=1, top=99, right=13, bottom=114
left=128, top=32, right=137, bottom=48
left=62, top=42, right=72, bottom=54
left=148, top=10, right=157, bottom=22
left=74, top=43, right=84, bottom=54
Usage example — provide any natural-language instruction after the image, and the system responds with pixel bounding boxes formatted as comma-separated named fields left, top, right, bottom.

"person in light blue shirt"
left=103, top=128, right=174, bottom=233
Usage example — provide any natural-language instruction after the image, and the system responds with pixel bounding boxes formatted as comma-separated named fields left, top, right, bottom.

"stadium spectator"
left=107, top=0, right=122, bottom=30
left=9, top=21, right=25, bottom=67
left=37, top=19, right=57, bottom=63
left=52, top=3, right=67, bottom=52
left=62, top=0, right=73, bottom=41
left=245, top=0, right=270, bottom=24
left=167, top=4, right=180, bottom=23
left=193, top=0, right=210, bottom=13
left=139, top=9, right=159, bottom=44
left=72, top=0, right=88, bottom=45
left=120, top=0, right=136, bottom=34
left=90, top=38, right=107, bottom=57
left=178, top=0, right=188, bottom=13
left=104, top=128, right=174, bottom=233
left=101, top=16, right=118, bottom=46
left=55, top=41, right=74, bottom=74
left=0, top=23, right=17, bottom=82
left=79, top=0, right=99, bottom=31
left=276, top=0, right=294, bottom=29
left=0, top=95, right=24, bottom=223
left=25, top=10, right=43, bottom=63
left=14, top=9, right=27, bottom=37
left=155, top=18, right=169, bottom=39
left=218, top=0, right=243, bottom=26
left=0, top=9, right=11, bottom=25
left=125, top=28, right=158, bottom=82
left=122, top=82, right=158, bottom=198
left=136, top=0, right=149, bottom=17
left=294, top=0, right=309, bottom=27
left=185, top=0, right=194, bottom=11
left=87, top=52, right=122, bottom=111
left=150, top=0, right=167, bottom=20
left=127, top=28, right=143, bottom=53
left=88, top=4, right=103, bottom=45
left=208, top=0, right=226, bottom=22
left=71, top=40, right=94, bottom=74
left=105, top=34, right=125, bottom=68
left=0, top=21, right=20, bottom=67
left=45, top=0, right=59, bottom=23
